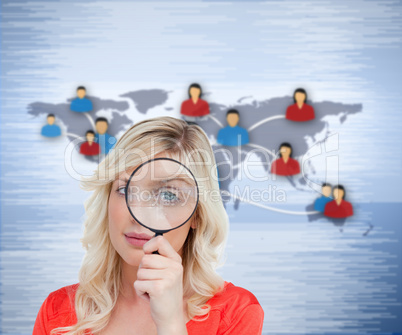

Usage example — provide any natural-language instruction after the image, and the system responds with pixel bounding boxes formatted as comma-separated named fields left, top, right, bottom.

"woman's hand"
left=134, top=235, right=188, bottom=335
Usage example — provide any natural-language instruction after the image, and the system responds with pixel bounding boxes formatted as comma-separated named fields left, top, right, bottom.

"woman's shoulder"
left=208, top=281, right=262, bottom=310
left=189, top=281, right=264, bottom=334
left=34, top=283, right=80, bottom=333
left=289, top=157, right=300, bottom=165
left=43, top=283, right=79, bottom=320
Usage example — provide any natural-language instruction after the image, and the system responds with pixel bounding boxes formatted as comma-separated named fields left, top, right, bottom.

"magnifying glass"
left=125, top=157, right=199, bottom=255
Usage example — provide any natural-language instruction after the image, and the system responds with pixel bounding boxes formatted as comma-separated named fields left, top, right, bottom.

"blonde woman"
left=33, top=116, right=264, bottom=335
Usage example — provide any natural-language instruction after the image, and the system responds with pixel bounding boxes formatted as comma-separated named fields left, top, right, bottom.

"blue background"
left=1, top=1, right=401, bottom=334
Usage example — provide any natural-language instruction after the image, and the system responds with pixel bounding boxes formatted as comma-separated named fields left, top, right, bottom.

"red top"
left=324, top=199, right=354, bottom=218
left=79, top=142, right=100, bottom=156
left=180, top=98, right=210, bottom=117
left=271, top=157, right=300, bottom=176
left=285, top=103, right=315, bottom=122
left=33, top=281, right=264, bottom=335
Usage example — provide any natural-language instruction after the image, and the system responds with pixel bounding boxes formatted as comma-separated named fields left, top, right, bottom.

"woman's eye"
left=161, top=191, right=178, bottom=201
left=117, top=187, right=126, bottom=196
left=156, top=188, right=181, bottom=205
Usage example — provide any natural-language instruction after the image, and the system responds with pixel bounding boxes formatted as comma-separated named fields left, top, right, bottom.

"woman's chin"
left=121, top=253, right=142, bottom=267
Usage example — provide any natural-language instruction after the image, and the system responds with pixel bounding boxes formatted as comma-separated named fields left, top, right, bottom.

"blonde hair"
left=51, top=116, right=229, bottom=335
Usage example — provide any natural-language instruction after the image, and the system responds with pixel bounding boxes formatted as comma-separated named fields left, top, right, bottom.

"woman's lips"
left=124, top=233, right=152, bottom=247
left=125, top=232, right=152, bottom=239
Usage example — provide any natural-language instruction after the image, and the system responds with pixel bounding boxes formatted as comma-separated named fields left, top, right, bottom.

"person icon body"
left=94, top=117, right=116, bottom=155
left=41, top=114, right=61, bottom=138
left=314, top=183, right=333, bottom=212
left=270, top=142, right=300, bottom=176
left=324, top=185, right=354, bottom=218
left=285, top=88, right=315, bottom=122
left=180, top=83, right=210, bottom=122
left=70, top=86, right=93, bottom=113
left=217, top=109, right=249, bottom=146
left=80, top=130, right=100, bottom=156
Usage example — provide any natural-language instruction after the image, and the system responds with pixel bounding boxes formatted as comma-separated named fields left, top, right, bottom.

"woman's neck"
left=120, top=261, right=140, bottom=302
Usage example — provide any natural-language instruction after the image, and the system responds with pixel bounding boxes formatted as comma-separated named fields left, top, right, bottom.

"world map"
left=27, top=89, right=362, bottom=224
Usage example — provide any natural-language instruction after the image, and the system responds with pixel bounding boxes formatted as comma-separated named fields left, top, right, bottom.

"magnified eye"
left=117, top=186, right=126, bottom=195
left=156, top=187, right=181, bottom=205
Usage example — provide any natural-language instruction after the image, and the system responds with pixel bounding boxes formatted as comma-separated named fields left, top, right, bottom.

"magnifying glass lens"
left=126, top=159, right=198, bottom=232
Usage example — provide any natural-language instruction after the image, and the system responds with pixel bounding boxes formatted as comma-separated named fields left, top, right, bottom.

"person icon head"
left=278, top=142, right=292, bottom=160
left=322, top=183, right=332, bottom=197
left=188, top=83, right=202, bottom=101
left=77, top=86, right=87, bottom=99
left=47, top=114, right=56, bottom=125
left=293, top=88, right=307, bottom=106
left=86, top=130, right=95, bottom=143
left=95, top=117, right=109, bottom=135
left=226, top=109, right=240, bottom=127
left=333, top=185, right=346, bottom=203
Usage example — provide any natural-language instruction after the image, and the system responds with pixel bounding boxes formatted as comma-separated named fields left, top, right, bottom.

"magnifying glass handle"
left=152, top=232, right=163, bottom=255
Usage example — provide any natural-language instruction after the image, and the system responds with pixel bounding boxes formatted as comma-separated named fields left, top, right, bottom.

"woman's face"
left=333, top=188, right=344, bottom=201
left=280, top=146, right=291, bottom=158
left=295, top=92, right=306, bottom=104
left=189, top=87, right=201, bottom=99
left=108, top=155, right=197, bottom=266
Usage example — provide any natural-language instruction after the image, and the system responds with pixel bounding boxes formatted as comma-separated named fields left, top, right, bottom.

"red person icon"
left=80, top=130, right=100, bottom=156
left=324, top=185, right=354, bottom=218
left=270, top=143, right=300, bottom=176
left=285, top=88, right=315, bottom=122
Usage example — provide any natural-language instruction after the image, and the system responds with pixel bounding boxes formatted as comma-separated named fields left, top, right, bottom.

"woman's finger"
left=133, top=279, right=151, bottom=302
left=143, top=235, right=182, bottom=263
left=139, top=254, right=184, bottom=279
left=139, top=253, right=172, bottom=269
left=134, top=278, right=165, bottom=299
left=137, top=267, right=166, bottom=281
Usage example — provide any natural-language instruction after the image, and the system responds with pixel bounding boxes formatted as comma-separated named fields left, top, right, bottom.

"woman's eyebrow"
left=158, top=177, right=195, bottom=187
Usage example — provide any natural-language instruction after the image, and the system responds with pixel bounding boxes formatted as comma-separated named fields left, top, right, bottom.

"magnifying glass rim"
left=124, top=157, right=200, bottom=235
